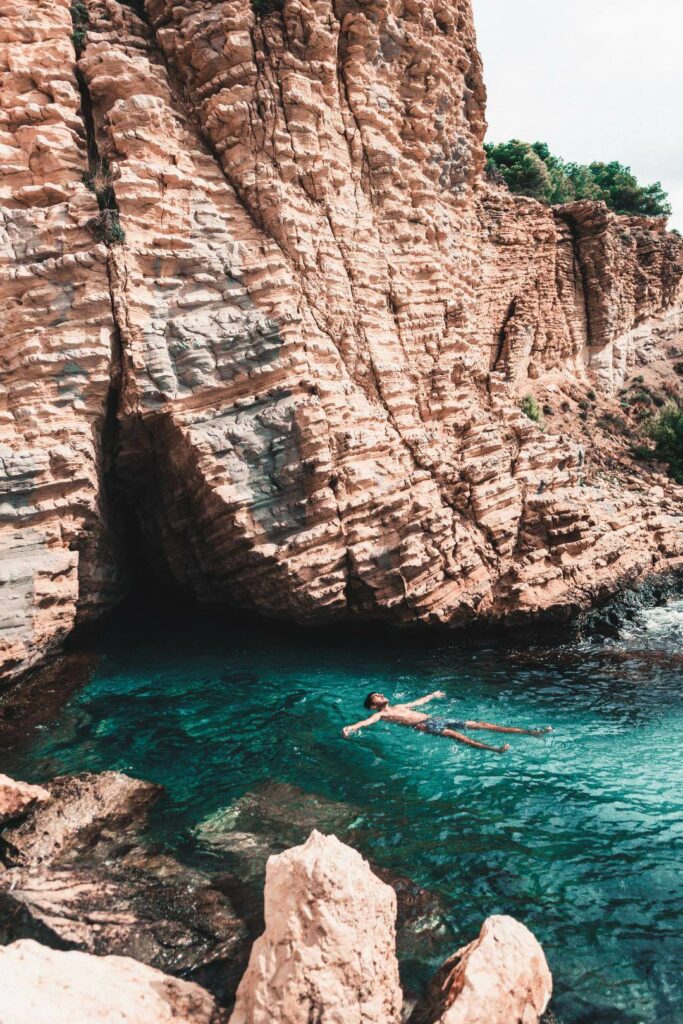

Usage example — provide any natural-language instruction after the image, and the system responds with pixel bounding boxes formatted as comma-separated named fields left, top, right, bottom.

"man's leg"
left=463, top=720, right=552, bottom=737
left=441, top=728, right=510, bottom=754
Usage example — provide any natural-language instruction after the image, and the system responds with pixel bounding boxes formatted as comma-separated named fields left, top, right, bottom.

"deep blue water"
left=3, top=600, right=682, bottom=1024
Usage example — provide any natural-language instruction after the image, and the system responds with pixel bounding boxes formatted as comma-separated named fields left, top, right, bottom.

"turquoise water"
left=3, top=600, right=683, bottom=1023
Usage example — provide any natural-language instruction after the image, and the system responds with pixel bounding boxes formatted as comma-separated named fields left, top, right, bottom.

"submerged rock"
left=230, top=831, right=403, bottom=1024
left=0, top=939, right=227, bottom=1023
left=195, top=781, right=363, bottom=881
left=0, top=775, right=50, bottom=826
left=409, top=915, right=552, bottom=1024
left=196, top=781, right=453, bottom=969
left=1, top=771, right=162, bottom=867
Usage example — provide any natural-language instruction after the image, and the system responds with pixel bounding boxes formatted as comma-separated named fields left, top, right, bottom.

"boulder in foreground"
left=0, top=939, right=226, bottom=1023
left=229, top=830, right=403, bottom=1024
left=409, top=914, right=552, bottom=1024
left=0, top=774, right=50, bottom=826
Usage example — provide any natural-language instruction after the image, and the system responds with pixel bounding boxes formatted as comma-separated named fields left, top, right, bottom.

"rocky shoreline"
left=0, top=771, right=553, bottom=1023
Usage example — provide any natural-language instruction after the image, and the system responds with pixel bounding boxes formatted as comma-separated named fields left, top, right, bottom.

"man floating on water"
left=342, top=691, right=552, bottom=754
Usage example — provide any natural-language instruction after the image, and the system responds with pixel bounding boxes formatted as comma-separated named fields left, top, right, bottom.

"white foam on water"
left=618, top=598, right=683, bottom=648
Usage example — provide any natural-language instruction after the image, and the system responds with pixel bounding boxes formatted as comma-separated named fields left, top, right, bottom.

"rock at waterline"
left=0, top=771, right=250, bottom=1004
left=0, top=774, right=50, bottom=826
left=409, top=914, right=552, bottom=1024
left=0, top=851, right=250, bottom=1001
left=1, top=771, right=162, bottom=867
left=0, top=939, right=227, bottom=1023
left=230, top=830, right=404, bottom=1024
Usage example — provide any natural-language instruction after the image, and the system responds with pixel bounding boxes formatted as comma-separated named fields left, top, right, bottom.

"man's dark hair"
left=364, top=692, right=381, bottom=710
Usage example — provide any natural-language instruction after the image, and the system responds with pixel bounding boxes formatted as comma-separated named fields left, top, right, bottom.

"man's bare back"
left=342, top=691, right=552, bottom=754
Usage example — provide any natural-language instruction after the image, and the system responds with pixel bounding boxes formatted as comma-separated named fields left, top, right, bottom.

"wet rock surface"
left=0, top=773, right=250, bottom=1004
left=1, top=771, right=162, bottom=867
left=0, top=653, right=99, bottom=751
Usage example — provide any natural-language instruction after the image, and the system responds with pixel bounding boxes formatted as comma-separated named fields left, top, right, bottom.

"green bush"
left=520, top=394, right=543, bottom=424
left=70, top=1, right=88, bottom=26
left=108, top=220, right=126, bottom=244
left=484, top=140, right=672, bottom=217
left=70, top=1, right=88, bottom=53
left=648, top=402, right=683, bottom=483
left=71, top=26, right=86, bottom=52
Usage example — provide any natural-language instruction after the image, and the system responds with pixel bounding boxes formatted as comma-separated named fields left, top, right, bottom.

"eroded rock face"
left=1, top=0, right=682, bottom=678
left=0, top=939, right=227, bottom=1024
left=0, top=0, right=124, bottom=681
left=0, top=774, right=50, bottom=825
left=230, top=830, right=403, bottom=1024
left=409, top=915, right=552, bottom=1024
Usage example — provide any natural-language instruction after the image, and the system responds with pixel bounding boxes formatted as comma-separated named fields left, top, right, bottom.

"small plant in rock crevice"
left=91, top=210, right=126, bottom=246
left=70, top=1, right=88, bottom=54
left=520, top=394, right=544, bottom=426
left=82, top=161, right=115, bottom=211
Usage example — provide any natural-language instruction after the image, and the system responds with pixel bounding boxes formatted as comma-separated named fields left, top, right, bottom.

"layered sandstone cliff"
left=1, top=0, right=681, bottom=679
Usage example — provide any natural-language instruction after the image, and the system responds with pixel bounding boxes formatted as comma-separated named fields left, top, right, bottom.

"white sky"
left=473, top=0, right=683, bottom=230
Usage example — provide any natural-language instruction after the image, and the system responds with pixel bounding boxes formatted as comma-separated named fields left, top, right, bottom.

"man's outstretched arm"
left=403, top=690, right=445, bottom=709
left=342, top=713, right=383, bottom=738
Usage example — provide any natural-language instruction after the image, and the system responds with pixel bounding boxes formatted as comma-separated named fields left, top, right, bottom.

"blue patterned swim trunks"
left=420, top=717, right=467, bottom=735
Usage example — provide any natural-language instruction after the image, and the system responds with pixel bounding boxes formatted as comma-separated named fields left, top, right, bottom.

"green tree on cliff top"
left=484, top=140, right=671, bottom=217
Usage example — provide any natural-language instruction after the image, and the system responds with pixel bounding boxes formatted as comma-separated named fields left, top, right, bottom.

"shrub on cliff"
left=648, top=402, right=683, bottom=483
left=70, top=1, right=88, bottom=54
left=520, top=395, right=544, bottom=426
left=484, top=141, right=672, bottom=217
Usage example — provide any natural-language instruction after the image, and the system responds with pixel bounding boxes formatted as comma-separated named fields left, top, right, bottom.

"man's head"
left=364, top=692, right=389, bottom=711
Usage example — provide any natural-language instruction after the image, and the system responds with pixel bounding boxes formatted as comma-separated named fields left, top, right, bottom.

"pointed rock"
left=230, top=830, right=403, bottom=1024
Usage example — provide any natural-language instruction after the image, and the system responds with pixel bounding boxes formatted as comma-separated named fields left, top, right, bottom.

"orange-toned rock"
left=229, top=830, right=403, bottom=1024
left=0, top=0, right=123, bottom=681
left=0, top=939, right=226, bottom=1023
left=0, top=774, right=50, bottom=825
left=1, top=0, right=682, bottom=679
left=410, top=915, right=552, bottom=1024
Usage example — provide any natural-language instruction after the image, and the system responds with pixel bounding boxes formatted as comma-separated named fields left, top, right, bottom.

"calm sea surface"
left=4, top=600, right=682, bottom=1023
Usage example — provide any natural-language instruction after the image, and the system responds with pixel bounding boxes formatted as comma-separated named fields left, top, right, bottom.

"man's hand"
left=342, top=726, right=352, bottom=738
left=433, top=690, right=446, bottom=699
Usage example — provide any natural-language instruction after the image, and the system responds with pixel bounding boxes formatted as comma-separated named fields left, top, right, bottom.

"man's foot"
left=499, top=744, right=511, bottom=753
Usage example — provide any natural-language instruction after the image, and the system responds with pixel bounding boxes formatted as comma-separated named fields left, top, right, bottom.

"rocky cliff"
left=1, top=0, right=682, bottom=679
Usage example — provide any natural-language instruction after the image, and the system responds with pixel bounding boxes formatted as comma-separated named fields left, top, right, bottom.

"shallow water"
left=3, top=599, right=683, bottom=1024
